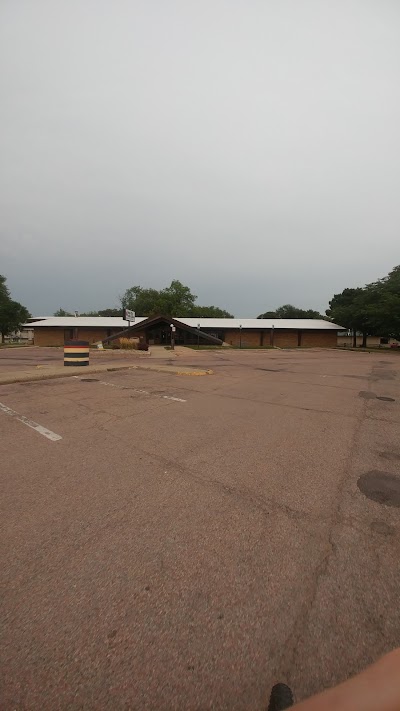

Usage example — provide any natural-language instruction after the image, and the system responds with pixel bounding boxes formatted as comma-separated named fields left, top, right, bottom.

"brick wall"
left=225, top=330, right=262, bottom=347
left=301, top=330, right=337, bottom=348
left=34, top=329, right=64, bottom=346
left=34, top=327, right=123, bottom=347
left=76, top=328, right=117, bottom=344
left=274, top=330, right=298, bottom=348
left=219, top=329, right=337, bottom=348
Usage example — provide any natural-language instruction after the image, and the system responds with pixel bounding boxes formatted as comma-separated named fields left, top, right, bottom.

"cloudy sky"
left=1, top=0, right=399, bottom=317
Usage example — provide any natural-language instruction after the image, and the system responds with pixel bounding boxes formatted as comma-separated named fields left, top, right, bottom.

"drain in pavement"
left=357, top=470, right=400, bottom=507
left=376, top=396, right=395, bottom=402
left=370, top=520, right=395, bottom=536
left=81, top=378, right=100, bottom=382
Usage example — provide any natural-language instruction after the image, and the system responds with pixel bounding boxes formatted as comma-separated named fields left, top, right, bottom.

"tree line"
left=259, top=265, right=400, bottom=345
left=54, top=280, right=234, bottom=318
left=52, top=265, right=400, bottom=347
left=257, top=304, right=325, bottom=319
left=0, top=275, right=30, bottom=342
left=326, top=265, right=400, bottom=346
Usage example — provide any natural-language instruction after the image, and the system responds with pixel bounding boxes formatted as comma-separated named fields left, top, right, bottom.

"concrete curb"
left=0, top=362, right=213, bottom=386
left=131, top=365, right=213, bottom=376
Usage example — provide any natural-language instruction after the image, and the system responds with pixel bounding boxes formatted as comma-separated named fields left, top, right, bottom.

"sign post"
left=170, top=324, right=176, bottom=350
left=123, top=309, right=135, bottom=327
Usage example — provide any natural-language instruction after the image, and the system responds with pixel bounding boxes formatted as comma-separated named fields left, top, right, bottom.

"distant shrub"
left=119, top=338, right=139, bottom=350
left=137, top=342, right=149, bottom=351
left=111, top=343, right=121, bottom=349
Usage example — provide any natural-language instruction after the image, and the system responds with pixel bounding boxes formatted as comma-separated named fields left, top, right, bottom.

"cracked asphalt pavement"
left=1, top=348, right=400, bottom=709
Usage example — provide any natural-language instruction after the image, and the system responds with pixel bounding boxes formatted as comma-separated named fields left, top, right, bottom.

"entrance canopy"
left=102, top=315, right=224, bottom=346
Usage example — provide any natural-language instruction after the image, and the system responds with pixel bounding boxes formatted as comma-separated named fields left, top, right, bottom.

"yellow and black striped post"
left=64, top=340, right=89, bottom=366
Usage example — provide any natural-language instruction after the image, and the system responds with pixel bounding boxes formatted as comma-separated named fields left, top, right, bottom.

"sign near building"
left=123, top=309, right=135, bottom=324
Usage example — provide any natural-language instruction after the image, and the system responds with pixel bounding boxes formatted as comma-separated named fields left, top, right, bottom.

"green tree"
left=364, top=265, right=400, bottom=340
left=189, top=305, right=234, bottom=318
left=98, top=308, right=121, bottom=317
left=121, top=286, right=164, bottom=315
left=54, top=308, right=73, bottom=316
left=0, top=275, right=10, bottom=302
left=258, top=304, right=324, bottom=319
left=160, top=280, right=197, bottom=315
left=0, top=275, right=30, bottom=341
left=326, top=288, right=372, bottom=347
left=121, top=280, right=197, bottom=316
left=120, top=280, right=233, bottom=317
left=54, top=308, right=122, bottom=317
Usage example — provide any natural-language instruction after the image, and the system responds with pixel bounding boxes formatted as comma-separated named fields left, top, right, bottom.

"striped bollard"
left=64, top=340, right=90, bottom=366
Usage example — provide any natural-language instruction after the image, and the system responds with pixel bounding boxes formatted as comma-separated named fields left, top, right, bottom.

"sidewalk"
left=0, top=360, right=213, bottom=385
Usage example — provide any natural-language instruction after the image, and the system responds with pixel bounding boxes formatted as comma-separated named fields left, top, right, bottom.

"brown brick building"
left=117, top=316, right=342, bottom=348
left=29, top=317, right=141, bottom=347
left=29, top=316, right=342, bottom=348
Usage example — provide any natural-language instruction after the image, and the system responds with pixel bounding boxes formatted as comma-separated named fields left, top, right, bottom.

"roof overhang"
left=101, top=315, right=224, bottom=345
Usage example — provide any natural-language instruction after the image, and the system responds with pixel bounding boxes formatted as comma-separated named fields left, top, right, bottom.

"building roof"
left=27, top=317, right=147, bottom=328
left=27, top=316, right=343, bottom=330
left=177, top=318, right=343, bottom=330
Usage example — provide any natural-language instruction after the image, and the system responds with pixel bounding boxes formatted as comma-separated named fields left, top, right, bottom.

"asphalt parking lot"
left=0, top=346, right=148, bottom=368
left=1, top=348, right=400, bottom=710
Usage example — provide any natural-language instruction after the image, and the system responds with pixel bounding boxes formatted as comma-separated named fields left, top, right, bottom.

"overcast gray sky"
left=1, top=0, right=399, bottom=316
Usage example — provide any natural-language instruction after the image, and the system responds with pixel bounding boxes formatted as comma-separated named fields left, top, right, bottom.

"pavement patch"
left=74, top=376, right=187, bottom=402
left=357, top=470, right=400, bottom=508
left=0, top=401, right=62, bottom=442
left=379, top=450, right=400, bottom=461
left=370, top=520, right=395, bottom=536
left=0, top=361, right=210, bottom=385
left=176, top=369, right=213, bottom=376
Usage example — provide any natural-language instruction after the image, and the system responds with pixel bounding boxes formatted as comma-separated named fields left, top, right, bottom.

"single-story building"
left=28, top=317, right=147, bottom=346
left=28, top=315, right=343, bottom=348
left=109, top=315, right=343, bottom=348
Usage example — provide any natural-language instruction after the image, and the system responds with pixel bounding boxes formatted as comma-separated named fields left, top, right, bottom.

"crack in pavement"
left=279, top=376, right=371, bottom=680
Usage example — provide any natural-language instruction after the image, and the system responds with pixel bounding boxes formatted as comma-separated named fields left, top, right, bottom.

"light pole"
left=197, top=323, right=200, bottom=349
left=270, top=324, right=275, bottom=347
left=239, top=324, right=242, bottom=349
left=170, top=323, right=176, bottom=350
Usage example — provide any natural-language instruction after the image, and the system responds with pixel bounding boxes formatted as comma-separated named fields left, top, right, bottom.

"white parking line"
left=74, top=377, right=186, bottom=402
left=0, top=401, right=62, bottom=442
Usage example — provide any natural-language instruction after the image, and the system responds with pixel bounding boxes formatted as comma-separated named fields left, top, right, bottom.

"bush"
left=111, top=343, right=121, bottom=349
left=119, top=337, right=139, bottom=350
left=137, top=342, right=149, bottom=351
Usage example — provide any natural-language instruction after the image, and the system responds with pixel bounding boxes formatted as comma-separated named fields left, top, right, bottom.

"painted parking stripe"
left=99, top=380, right=187, bottom=402
left=74, top=377, right=186, bottom=402
left=0, top=401, right=62, bottom=442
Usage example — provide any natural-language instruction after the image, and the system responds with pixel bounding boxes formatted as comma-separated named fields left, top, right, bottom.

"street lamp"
left=197, top=323, right=200, bottom=349
left=170, top=323, right=176, bottom=350
left=239, top=324, right=242, bottom=349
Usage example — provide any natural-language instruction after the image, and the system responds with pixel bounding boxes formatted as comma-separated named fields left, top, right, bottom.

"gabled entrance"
left=102, top=315, right=223, bottom=347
